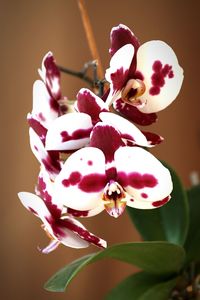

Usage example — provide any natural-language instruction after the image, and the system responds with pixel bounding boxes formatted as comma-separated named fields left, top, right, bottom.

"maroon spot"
left=143, top=174, right=158, bottom=188
left=41, top=153, right=61, bottom=174
left=43, top=53, right=62, bottom=101
left=130, top=198, right=134, bottom=202
left=126, top=140, right=135, bottom=146
left=141, top=193, right=148, bottom=199
left=128, top=172, right=158, bottom=189
left=37, top=176, right=61, bottom=219
left=43, top=191, right=52, bottom=203
left=69, top=172, right=82, bottom=185
left=62, top=172, right=82, bottom=187
left=51, top=222, right=66, bottom=237
left=149, top=86, right=160, bottom=96
left=50, top=98, right=59, bottom=112
left=142, top=131, right=164, bottom=145
left=67, top=208, right=89, bottom=217
left=152, top=73, right=165, bottom=87
left=38, top=112, right=46, bottom=122
left=48, top=203, right=61, bottom=220
left=38, top=176, right=46, bottom=190
left=37, top=176, right=52, bottom=203
left=110, top=67, right=129, bottom=91
left=114, top=99, right=157, bottom=126
left=168, top=71, right=174, bottom=78
left=149, top=60, right=174, bottom=96
left=62, top=179, right=70, bottom=187
left=161, top=64, right=171, bottom=77
left=129, top=173, right=144, bottom=189
left=61, top=127, right=92, bottom=143
left=87, top=160, right=93, bottom=166
left=61, top=131, right=71, bottom=142
left=152, top=196, right=170, bottom=207
left=28, top=207, right=38, bottom=215
left=117, top=172, right=129, bottom=187
left=78, top=173, right=106, bottom=192
left=121, top=133, right=135, bottom=142
left=152, top=60, right=162, bottom=72
left=27, top=116, right=47, bottom=144
left=106, top=167, right=117, bottom=181
left=34, top=145, right=38, bottom=151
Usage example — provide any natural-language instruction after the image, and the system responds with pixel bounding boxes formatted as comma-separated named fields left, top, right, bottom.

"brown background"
left=1, top=0, right=200, bottom=299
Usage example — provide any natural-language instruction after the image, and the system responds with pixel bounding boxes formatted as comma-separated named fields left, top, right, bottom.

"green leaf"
left=105, top=271, right=178, bottom=300
left=184, top=184, right=200, bottom=262
left=44, top=242, right=185, bottom=292
left=127, top=162, right=189, bottom=245
left=139, top=277, right=178, bottom=300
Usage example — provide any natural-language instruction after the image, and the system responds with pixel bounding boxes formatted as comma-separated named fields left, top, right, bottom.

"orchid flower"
left=105, top=24, right=184, bottom=125
left=27, top=52, right=76, bottom=178
left=18, top=167, right=107, bottom=253
left=28, top=52, right=73, bottom=137
left=45, top=88, right=163, bottom=152
left=51, top=122, right=172, bottom=218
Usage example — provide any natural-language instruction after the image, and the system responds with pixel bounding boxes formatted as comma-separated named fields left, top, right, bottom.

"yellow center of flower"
left=121, top=79, right=146, bottom=107
left=102, top=181, right=127, bottom=218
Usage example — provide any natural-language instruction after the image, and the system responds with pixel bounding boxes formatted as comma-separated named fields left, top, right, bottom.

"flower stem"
left=77, top=0, right=104, bottom=80
left=58, top=62, right=94, bottom=86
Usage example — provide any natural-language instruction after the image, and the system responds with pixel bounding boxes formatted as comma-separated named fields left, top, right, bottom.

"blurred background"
left=1, top=0, right=200, bottom=299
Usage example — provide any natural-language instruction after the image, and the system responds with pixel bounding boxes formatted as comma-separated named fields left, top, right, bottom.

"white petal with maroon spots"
left=32, top=80, right=58, bottom=128
left=59, top=217, right=107, bottom=248
left=67, top=202, right=105, bottom=218
left=18, top=192, right=90, bottom=250
left=38, top=52, right=51, bottom=82
left=38, top=51, right=61, bottom=101
left=36, top=167, right=63, bottom=214
left=105, top=44, right=134, bottom=84
left=18, top=192, right=54, bottom=235
left=45, top=113, right=93, bottom=151
left=29, top=127, right=48, bottom=164
left=36, top=167, right=54, bottom=195
left=105, top=44, right=135, bottom=106
left=99, top=112, right=150, bottom=147
left=115, top=147, right=172, bottom=205
left=54, top=217, right=89, bottom=249
left=109, top=24, right=140, bottom=56
left=29, top=128, right=61, bottom=178
left=136, top=41, right=184, bottom=113
left=53, top=147, right=106, bottom=211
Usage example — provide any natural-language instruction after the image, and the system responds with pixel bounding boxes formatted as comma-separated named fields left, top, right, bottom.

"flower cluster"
left=18, top=24, right=183, bottom=253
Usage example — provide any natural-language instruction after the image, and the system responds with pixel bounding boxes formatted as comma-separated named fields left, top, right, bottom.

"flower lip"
left=103, top=180, right=127, bottom=218
left=121, top=78, right=146, bottom=107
